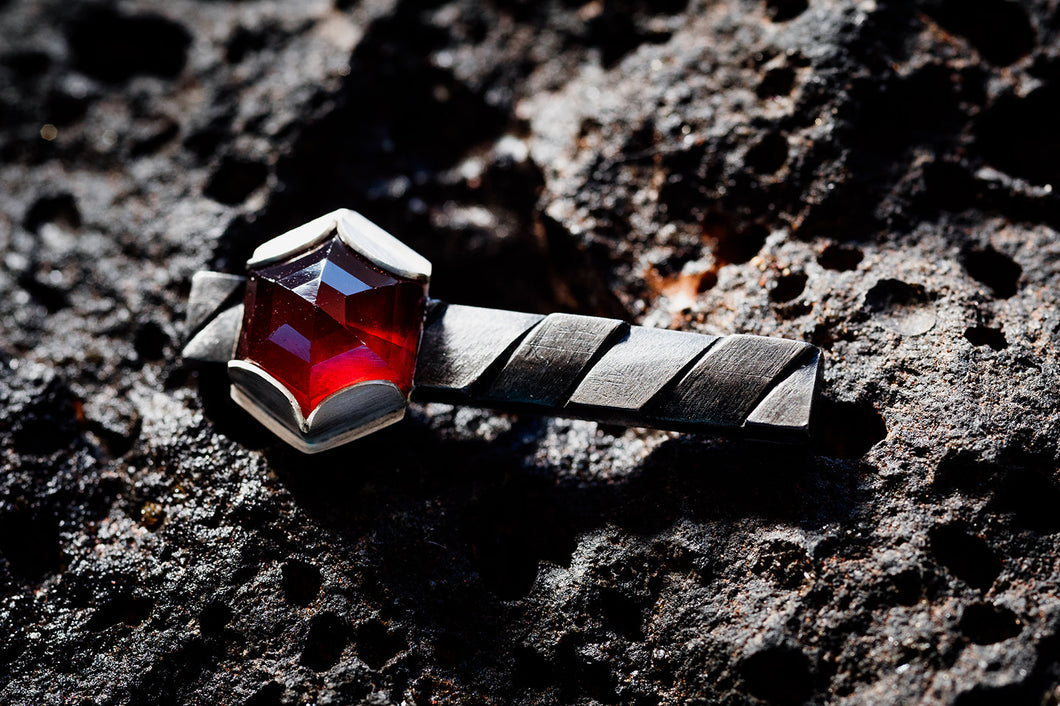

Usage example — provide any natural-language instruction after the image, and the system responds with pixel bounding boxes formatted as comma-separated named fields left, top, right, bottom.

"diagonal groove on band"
left=744, top=348, right=822, bottom=432
left=740, top=344, right=819, bottom=423
left=566, top=327, right=719, bottom=418
left=648, top=334, right=814, bottom=427
left=185, top=272, right=246, bottom=340
left=413, top=303, right=545, bottom=399
left=479, top=313, right=630, bottom=408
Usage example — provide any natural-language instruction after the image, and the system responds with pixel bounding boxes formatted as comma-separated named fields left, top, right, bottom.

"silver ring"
left=183, top=209, right=823, bottom=453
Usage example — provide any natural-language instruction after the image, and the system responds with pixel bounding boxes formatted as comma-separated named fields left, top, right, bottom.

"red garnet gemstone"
left=236, top=235, right=427, bottom=417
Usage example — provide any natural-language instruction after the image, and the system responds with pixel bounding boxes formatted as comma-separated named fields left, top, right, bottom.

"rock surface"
left=2, top=0, right=1060, bottom=704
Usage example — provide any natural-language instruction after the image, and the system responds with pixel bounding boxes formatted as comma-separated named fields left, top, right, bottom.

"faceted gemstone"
left=236, top=235, right=427, bottom=417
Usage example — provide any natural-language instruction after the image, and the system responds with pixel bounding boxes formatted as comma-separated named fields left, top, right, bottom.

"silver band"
left=183, top=272, right=822, bottom=444
left=415, top=301, right=821, bottom=441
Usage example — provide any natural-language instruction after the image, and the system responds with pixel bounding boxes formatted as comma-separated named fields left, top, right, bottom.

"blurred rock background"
left=1, top=0, right=1059, bottom=703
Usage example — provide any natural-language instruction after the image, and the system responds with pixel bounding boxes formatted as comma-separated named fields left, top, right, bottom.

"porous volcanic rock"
left=2, top=0, right=1059, bottom=704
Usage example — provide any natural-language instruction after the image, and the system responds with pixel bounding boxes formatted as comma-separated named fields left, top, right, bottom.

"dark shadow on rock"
left=209, top=2, right=507, bottom=273
left=248, top=404, right=868, bottom=703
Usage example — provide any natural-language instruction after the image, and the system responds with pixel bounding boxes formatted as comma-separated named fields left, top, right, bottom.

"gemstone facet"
left=236, top=234, right=427, bottom=417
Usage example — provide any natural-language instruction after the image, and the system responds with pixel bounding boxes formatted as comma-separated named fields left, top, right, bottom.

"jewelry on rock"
left=183, top=209, right=823, bottom=453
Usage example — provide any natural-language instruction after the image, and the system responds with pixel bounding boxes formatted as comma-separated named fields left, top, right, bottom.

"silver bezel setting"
left=229, top=210, right=430, bottom=453
left=246, top=208, right=431, bottom=281
left=228, top=361, right=407, bottom=454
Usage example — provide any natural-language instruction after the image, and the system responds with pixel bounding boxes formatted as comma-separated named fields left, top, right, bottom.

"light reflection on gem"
left=236, top=236, right=427, bottom=416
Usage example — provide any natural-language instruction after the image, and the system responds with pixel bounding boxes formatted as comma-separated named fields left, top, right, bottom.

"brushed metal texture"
left=649, top=334, right=815, bottom=427
left=414, top=302, right=544, bottom=395
left=182, top=303, right=244, bottom=364
left=480, top=313, right=628, bottom=408
left=185, top=271, right=245, bottom=338
left=567, top=326, right=718, bottom=412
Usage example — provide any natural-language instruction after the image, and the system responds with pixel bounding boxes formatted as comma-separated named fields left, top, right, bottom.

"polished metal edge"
left=186, top=271, right=246, bottom=336
left=228, top=359, right=305, bottom=430
left=744, top=349, right=822, bottom=433
left=567, top=326, right=718, bottom=411
left=227, top=360, right=409, bottom=453
left=182, top=304, right=244, bottom=364
left=413, top=302, right=546, bottom=394
left=336, top=210, right=432, bottom=282
left=246, top=211, right=338, bottom=269
left=245, top=209, right=431, bottom=283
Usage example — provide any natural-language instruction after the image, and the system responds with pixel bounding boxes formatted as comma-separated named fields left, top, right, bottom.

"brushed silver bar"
left=568, top=327, right=718, bottom=412
left=650, top=334, right=814, bottom=427
left=409, top=303, right=822, bottom=441
left=480, top=313, right=629, bottom=408
left=414, top=302, right=544, bottom=396
left=186, top=271, right=245, bottom=336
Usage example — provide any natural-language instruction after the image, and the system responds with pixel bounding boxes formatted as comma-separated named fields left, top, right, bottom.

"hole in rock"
left=702, top=213, right=768, bottom=266
left=964, top=326, right=1007, bottom=351
left=43, top=88, right=91, bottom=126
left=817, top=244, right=862, bottom=271
left=2, top=50, right=52, bottom=78
left=354, top=619, right=405, bottom=670
left=933, top=450, right=995, bottom=495
left=245, top=682, right=284, bottom=706
left=129, top=116, right=180, bottom=157
left=204, top=156, right=269, bottom=205
left=922, top=160, right=980, bottom=213
left=0, top=508, right=63, bottom=580
left=740, top=644, right=815, bottom=704
left=17, top=271, right=69, bottom=314
left=586, top=6, right=675, bottom=68
left=765, top=0, right=809, bottom=22
left=134, top=321, right=169, bottom=361
left=961, top=246, right=1021, bottom=299
left=184, top=120, right=230, bottom=160
left=959, top=603, right=1021, bottom=645
left=23, top=192, right=81, bottom=233
left=847, top=66, right=963, bottom=154
left=770, top=272, right=808, bottom=303
left=10, top=376, right=80, bottom=455
left=86, top=593, right=154, bottom=631
left=67, top=6, right=192, bottom=83
left=922, top=0, right=1035, bottom=66
left=976, top=84, right=1060, bottom=185
left=864, top=279, right=936, bottom=335
left=993, top=465, right=1060, bottom=534
left=225, top=26, right=269, bottom=64
left=281, top=559, right=321, bottom=606
left=300, top=612, right=348, bottom=671
left=746, top=132, right=789, bottom=174
left=882, top=568, right=925, bottom=607
left=928, top=523, right=1000, bottom=590
left=597, top=588, right=645, bottom=640
left=758, top=66, right=797, bottom=98
left=811, top=399, right=887, bottom=459
left=198, top=600, right=232, bottom=635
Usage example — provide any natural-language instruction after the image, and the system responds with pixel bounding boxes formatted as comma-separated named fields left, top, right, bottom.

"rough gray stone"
left=2, top=0, right=1059, bottom=704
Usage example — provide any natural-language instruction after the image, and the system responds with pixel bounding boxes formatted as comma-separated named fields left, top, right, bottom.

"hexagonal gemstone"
left=236, top=235, right=427, bottom=417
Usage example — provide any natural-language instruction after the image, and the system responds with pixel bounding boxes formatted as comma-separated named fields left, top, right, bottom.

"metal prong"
left=228, top=360, right=408, bottom=453
left=182, top=304, right=244, bottom=364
